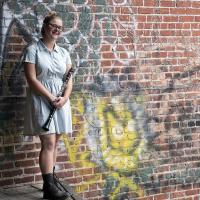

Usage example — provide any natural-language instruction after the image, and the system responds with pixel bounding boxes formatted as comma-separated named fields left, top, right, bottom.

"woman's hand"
left=48, top=94, right=58, bottom=105
left=52, top=96, right=68, bottom=108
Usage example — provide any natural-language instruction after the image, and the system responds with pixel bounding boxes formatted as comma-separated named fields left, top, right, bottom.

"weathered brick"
left=2, top=169, right=23, bottom=178
left=84, top=190, right=102, bottom=198
left=14, top=175, right=34, bottom=184
left=1, top=1, right=200, bottom=200
left=24, top=167, right=40, bottom=174
left=15, top=160, right=35, bottom=168
left=0, top=178, right=14, bottom=186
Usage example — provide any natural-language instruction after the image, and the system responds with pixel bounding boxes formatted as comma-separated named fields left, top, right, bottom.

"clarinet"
left=42, top=68, right=74, bottom=131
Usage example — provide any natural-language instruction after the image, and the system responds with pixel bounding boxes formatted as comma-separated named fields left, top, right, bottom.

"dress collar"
left=38, top=39, right=59, bottom=52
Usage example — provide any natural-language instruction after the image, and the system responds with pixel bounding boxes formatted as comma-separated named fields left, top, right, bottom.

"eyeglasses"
left=48, top=23, right=64, bottom=32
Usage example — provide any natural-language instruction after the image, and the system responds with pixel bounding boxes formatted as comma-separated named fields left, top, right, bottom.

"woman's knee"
left=40, top=134, right=56, bottom=151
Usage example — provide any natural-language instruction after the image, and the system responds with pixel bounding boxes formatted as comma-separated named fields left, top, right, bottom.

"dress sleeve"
left=65, top=51, right=72, bottom=65
left=23, top=44, right=36, bottom=64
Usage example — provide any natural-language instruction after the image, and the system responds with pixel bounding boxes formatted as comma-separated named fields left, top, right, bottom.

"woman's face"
left=44, top=17, right=63, bottom=40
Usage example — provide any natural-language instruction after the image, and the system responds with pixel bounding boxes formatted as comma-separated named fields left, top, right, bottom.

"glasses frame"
left=48, top=23, right=64, bottom=32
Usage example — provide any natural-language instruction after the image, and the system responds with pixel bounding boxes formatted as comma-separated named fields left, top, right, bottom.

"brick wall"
left=1, top=0, right=200, bottom=199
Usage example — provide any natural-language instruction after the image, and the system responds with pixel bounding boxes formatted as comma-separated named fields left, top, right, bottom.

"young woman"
left=23, top=11, right=72, bottom=200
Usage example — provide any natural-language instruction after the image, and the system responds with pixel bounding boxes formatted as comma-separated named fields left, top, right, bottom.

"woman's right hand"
left=48, top=95, right=58, bottom=106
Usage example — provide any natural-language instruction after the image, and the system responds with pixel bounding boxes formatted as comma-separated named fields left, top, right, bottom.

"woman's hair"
left=41, top=11, right=62, bottom=36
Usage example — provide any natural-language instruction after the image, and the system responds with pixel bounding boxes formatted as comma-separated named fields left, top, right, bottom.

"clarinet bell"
left=42, top=122, right=50, bottom=131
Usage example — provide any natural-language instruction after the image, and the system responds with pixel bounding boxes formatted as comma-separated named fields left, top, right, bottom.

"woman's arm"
left=54, top=64, right=73, bottom=108
left=63, top=65, right=73, bottom=99
left=24, top=62, right=56, bottom=102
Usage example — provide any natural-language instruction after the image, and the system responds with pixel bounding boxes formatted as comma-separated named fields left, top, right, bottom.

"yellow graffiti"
left=62, top=95, right=94, bottom=167
left=62, top=94, right=100, bottom=193
left=62, top=94, right=145, bottom=197
left=96, top=97, right=145, bottom=197
left=109, top=172, right=144, bottom=200
left=97, top=99, right=145, bottom=172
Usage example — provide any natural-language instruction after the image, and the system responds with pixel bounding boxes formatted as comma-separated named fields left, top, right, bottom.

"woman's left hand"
left=52, top=96, right=68, bottom=108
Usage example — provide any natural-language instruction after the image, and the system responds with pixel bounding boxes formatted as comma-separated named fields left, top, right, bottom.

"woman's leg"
left=53, top=134, right=62, bottom=166
left=39, top=134, right=56, bottom=174
left=39, top=134, right=66, bottom=199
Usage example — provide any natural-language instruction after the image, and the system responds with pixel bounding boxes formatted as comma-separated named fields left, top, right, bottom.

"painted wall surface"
left=1, top=0, right=200, bottom=200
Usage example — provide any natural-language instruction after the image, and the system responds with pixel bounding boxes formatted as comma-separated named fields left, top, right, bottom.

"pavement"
left=0, top=183, right=82, bottom=200
left=0, top=184, right=43, bottom=200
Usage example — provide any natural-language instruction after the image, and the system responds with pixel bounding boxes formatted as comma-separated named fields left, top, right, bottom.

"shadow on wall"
left=0, top=18, right=34, bottom=135
left=0, top=16, right=37, bottom=185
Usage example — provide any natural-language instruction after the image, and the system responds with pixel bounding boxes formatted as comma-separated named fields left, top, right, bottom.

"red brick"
left=154, top=193, right=169, bottom=200
left=179, top=16, right=194, bottom=22
left=65, top=177, right=82, bottom=184
left=101, top=60, right=112, bottom=67
left=78, top=168, right=93, bottom=175
left=84, top=190, right=102, bottom=198
left=7, top=36, right=24, bottom=44
left=3, top=136, right=14, bottom=144
left=138, top=8, right=155, bottom=14
left=0, top=178, right=14, bottom=186
left=137, top=16, right=146, bottom=22
left=170, top=8, right=186, bottom=14
left=2, top=169, right=23, bottom=178
left=15, top=144, right=35, bottom=151
left=133, top=0, right=143, bottom=6
left=118, top=15, right=131, bottom=22
left=177, top=1, right=191, bottom=7
left=0, top=162, right=14, bottom=170
left=89, top=183, right=98, bottom=190
left=35, top=174, right=42, bottom=182
left=14, top=153, right=26, bottom=160
left=163, top=16, right=178, bottom=22
left=14, top=176, right=34, bottom=184
left=26, top=151, right=40, bottom=158
left=171, top=191, right=186, bottom=198
left=100, top=45, right=111, bottom=52
left=120, top=7, right=132, bottom=14
left=144, top=0, right=157, bottom=7
left=56, top=155, right=69, bottom=162
left=24, top=167, right=41, bottom=174
left=102, top=52, right=115, bottom=59
left=56, top=170, right=74, bottom=178
left=155, top=165, right=170, bottom=173
left=185, top=189, right=200, bottom=195
left=15, top=160, right=35, bottom=168
left=161, top=1, right=176, bottom=7
left=186, top=8, right=200, bottom=15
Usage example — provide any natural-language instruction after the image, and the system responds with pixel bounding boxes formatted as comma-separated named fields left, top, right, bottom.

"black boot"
left=42, top=173, right=67, bottom=200
left=53, top=167, right=60, bottom=189
left=53, top=168, right=77, bottom=200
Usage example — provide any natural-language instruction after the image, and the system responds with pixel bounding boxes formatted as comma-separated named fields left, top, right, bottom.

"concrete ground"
left=0, top=183, right=82, bottom=200
left=0, top=184, right=43, bottom=200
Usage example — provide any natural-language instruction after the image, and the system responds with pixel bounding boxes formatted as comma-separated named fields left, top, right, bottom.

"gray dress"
left=23, top=39, right=72, bottom=135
